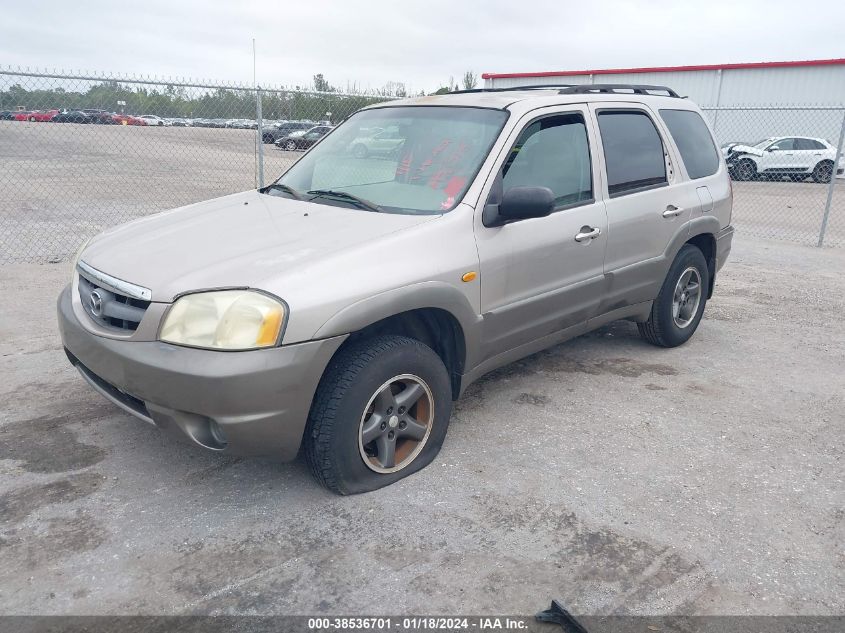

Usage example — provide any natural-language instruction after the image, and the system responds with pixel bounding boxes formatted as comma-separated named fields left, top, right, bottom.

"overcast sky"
left=2, top=0, right=843, bottom=93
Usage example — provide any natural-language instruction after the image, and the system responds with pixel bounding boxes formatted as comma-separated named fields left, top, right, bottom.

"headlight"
left=159, top=290, right=286, bottom=350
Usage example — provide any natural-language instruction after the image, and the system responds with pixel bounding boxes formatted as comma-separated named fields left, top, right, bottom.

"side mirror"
left=491, top=186, right=555, bottom=225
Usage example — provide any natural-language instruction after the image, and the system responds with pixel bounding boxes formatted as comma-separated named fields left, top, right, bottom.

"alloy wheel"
left=358, top=374, right=434, bottom=474
left=672, top=267, right=702, bottom=329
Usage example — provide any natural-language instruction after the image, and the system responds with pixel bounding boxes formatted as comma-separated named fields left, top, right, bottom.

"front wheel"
left=638, top=245, right=710, bottom=348
left=304, top=335, right=452, bottom=495
left=733, top=158, right=757, bottom=181
left=284, top=140, right=297, bottom=151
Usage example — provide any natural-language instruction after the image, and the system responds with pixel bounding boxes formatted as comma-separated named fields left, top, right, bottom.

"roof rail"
left=558, top=84, right=681, bottom=98
left=447, top=84, right=575, bottom=94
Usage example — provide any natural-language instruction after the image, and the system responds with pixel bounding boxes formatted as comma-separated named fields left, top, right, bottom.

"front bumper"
left=57, top=285, right=346, bottom=459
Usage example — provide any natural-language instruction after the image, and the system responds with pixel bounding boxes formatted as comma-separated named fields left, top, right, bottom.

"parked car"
left=12, top=111, right=35, bottom=121
left=138, top=115, right=166, bottom=127
left=262, top=121, right=315, bottom=143
left=82, top=109, right=118, bottom=125
left=165, top=118, right=190, bottom=127
left=348, top=126, right=406, bottom=158
left=723, top=136, right=841, bottom=183
left=52, top=110, right=92, bottom=124
left=0, top=110, right=19, bottom=120
left=111, top=114, right=147, bottom=126
left=275, top=125, right=333, bottom=151
left=59, top=84, right=733, bottom=494
left=20, top=109, right=60, bottom=122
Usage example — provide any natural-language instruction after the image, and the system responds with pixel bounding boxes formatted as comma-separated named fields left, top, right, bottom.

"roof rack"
left=558, top=84, right=681, bottom=98
left=447, top=84, right=575, bottom=94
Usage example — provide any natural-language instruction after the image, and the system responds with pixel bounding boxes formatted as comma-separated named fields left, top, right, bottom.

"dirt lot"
left=1, top=121, right=844, bottom=264
left=0, top=235, right=842, bottom=616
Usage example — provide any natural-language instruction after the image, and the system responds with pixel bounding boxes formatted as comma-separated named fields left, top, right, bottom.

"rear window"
left=660, top=109, right=720, bottom=179
left=597, top=110, right=667, bottom=196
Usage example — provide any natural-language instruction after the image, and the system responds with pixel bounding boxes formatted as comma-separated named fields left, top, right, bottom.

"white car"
left=138, top=115, right=166, bottom=127
left=348, top=126, right=406, bottom=158
left=723, top=136, right=842, bottom=183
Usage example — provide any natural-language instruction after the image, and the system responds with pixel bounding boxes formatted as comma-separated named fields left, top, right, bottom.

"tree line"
left=0, top=71, right=481, bottom=122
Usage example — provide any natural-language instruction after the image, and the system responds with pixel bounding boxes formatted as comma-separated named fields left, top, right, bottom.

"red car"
left=15, top=109, right=59, bottom=122
left=111, top=114, right=147, bottom=126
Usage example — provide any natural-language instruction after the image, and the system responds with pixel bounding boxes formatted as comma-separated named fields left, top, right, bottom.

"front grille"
left=78, top=273, right=150, bottom=331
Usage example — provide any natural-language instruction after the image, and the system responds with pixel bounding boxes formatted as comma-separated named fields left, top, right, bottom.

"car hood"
left=722, top=143, right=763, bottom=157
left=81, top=190, right=438, bottom=302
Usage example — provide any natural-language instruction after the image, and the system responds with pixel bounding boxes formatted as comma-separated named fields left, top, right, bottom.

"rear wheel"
left=812, top=160, right=833, bottom=184
left=638, top=245, right=709, bottom=348
left=284, top=140, right=297, bottom=151
left=304, top=335, right=452, bottom=495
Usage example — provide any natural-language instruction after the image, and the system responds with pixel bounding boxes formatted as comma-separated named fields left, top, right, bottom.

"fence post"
left=255, top=86, right=265, bottom=188
left=818, top=109, right=845, bottom=247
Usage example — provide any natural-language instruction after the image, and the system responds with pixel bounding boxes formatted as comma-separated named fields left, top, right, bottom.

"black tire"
left=638, top=244, right=710, bottom=348
left=284, top=140, right=298, bottom=151
left=304, top=335, right=452, bottom=495
left=812, top=160, right=833, bottom=184
left=734, top=158, right=757, bottom=181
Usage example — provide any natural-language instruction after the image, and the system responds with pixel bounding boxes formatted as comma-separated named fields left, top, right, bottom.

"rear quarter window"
left=659, top=109, right=720, bottom=179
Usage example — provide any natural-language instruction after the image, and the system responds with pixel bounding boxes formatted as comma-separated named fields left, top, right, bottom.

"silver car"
left=58, top=84, right=734, bottom=494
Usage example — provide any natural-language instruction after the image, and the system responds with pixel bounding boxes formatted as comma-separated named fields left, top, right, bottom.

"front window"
left=271, top=106, right=508, bottom=214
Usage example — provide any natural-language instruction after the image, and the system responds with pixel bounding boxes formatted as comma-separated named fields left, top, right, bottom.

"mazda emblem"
left=88, top=289, right=104, bottom=317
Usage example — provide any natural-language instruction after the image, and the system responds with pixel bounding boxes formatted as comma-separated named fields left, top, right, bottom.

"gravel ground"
left=0, top=235, right=842, bottom=616
left=1, top=121, right=844, bottom=264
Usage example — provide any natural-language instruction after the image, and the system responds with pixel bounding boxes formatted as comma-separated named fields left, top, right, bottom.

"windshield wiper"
left=307, top=189, right=383, bottom=213
left=261, top=183, right=303, bottom=200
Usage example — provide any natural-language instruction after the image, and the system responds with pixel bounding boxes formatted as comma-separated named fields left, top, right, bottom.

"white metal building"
left=482, top=59, right=845, bottom=105
left=483, top=59, right=845, bottom=149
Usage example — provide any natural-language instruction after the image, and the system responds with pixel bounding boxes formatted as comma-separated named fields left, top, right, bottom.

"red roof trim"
left=481, top=58, right=845, bottom=80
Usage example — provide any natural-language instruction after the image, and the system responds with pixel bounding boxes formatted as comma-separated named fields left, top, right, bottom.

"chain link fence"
left=0, top=69, right=389, bottom=264
left=701, top=105, right=845, bottom=247
left=1, top=69, right=844, bottom=264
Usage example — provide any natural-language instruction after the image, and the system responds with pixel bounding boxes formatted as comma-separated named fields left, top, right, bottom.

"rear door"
left=590, top=103, right=697, bottom=308
left=793, top=138, right=825, bottom=171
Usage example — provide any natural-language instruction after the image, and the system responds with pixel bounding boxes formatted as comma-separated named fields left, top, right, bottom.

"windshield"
left=272, top=106, right=508, bottom=214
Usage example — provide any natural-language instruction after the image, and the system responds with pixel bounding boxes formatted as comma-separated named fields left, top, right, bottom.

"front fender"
left=313, top=281, right=483, bottom=368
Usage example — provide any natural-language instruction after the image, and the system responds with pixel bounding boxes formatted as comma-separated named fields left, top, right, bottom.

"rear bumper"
left=57, top=285, right=346, bottom=459
left=715, top=225, right=734, bottom=273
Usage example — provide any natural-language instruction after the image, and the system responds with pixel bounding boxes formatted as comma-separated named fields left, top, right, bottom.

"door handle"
left=662, top=205, right=683, bottom=218
left=574, top=226, right=601, bottom=242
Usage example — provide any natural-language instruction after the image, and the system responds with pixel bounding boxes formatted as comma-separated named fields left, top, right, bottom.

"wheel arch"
left=686, top=231, right=717, bottom=299
left=313, top=283, right=481, bottom=399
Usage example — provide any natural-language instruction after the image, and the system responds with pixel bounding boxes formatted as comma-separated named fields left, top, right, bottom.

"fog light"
left=208, top=420, right=228, bottom=448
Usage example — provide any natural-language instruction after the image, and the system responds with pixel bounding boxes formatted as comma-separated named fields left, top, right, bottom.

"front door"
left=474, top=105, right=608, bottom=360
